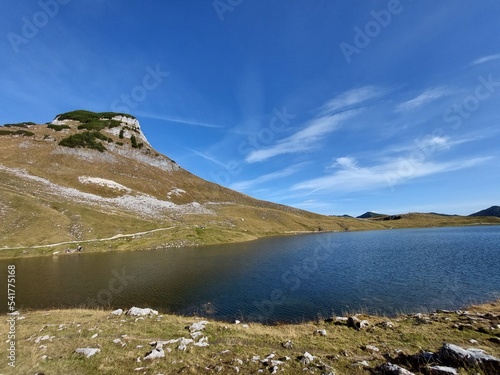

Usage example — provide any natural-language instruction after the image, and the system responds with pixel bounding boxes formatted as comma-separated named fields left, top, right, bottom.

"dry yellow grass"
left=1, top=300, right=499, bottom=374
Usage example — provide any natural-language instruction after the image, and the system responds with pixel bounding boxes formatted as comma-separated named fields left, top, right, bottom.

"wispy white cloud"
left=245, top=110, right=358, bottom=163
left=188, top=148, right=227, bottom=168
left=229, top=163, right=306, bottom=190
left=329, top=156, right=358, bottom=170
left=384, top=133, right=484, bottom=156
left=321, top=86, right=387, bottom=113
left=471, top=54, right=500, bottom=66
left=395, top=86, right=452, bottom=112
left=293, top=156, right=492, bottom=193
left=138, top=112, right=224, bottom=128
left=244, top=86, right=387, bottom=163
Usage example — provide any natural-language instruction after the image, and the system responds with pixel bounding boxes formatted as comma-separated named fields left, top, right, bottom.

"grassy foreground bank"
left=2, top=300, right=499, bottom=374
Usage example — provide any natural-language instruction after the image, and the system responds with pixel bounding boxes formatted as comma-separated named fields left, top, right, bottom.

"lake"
left=2, top=225, right=500, bottom=323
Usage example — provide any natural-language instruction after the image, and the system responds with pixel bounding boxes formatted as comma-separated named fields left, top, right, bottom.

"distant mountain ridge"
left=357, top=211, right=386, bottom=219
left=469, top=206, right=500, bottom=218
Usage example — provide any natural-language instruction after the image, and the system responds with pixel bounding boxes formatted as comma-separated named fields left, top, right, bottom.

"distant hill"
left=427, top=212, right=458, bottom=217
left=469, top=206, right=500, bottom=218
left=357, top=211, right=386, bottom=219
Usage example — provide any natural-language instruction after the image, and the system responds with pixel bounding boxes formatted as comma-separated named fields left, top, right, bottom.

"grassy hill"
left=1, top=110, right=499, bottom=259
left=470, top=206, right=500, bottom=218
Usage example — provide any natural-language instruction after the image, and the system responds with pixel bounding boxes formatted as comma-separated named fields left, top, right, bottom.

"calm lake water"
left=2, top=226, right=500, bottom=322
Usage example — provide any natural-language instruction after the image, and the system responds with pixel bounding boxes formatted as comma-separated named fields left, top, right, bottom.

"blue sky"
left=1, top=1, right=499, bottom=216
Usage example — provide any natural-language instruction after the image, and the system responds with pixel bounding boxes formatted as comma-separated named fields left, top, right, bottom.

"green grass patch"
left=47, top=124, right=71, bottom=131
left=56, top=110, right=136, bottom=123
left=0, top=129, right=35, bottom=136
left=2, top=121, right=35, bottom=127
left=59, top=131, right=106, bottom=152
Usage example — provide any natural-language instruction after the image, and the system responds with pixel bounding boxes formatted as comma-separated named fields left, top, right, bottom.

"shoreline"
left=1, top=219, right=499, bottom=260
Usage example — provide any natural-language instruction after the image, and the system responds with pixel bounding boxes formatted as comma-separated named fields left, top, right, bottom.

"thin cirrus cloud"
left=395, top=86, right=452, bottom=112
left=229, top=163, right=307, bottom=191
left=138, top=112, right=224, bottom=128
left=245, top=86, right=386, bottom=163
left=293, top=156, right=492, bottom=193
left=471, top=54, right=500, bottom=65
left=245, top=111, right=356, bottom=163
left=320, top=86, right=387, bottom=113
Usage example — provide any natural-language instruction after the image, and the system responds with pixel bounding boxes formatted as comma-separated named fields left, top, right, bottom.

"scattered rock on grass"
left=34, top=335, right=54, bottom=344
left=188, top=321, right=208, bottom=332
left=427, top=365, right=458, bottom=375
left=74, top=347, right=100, bottom=358
left=282, top=340, right=293, bottom=349
left=347, top=316, right=369, bottom=330
left=353, top=360, right=370, bottom=367
left=298, top=351, right=315, bottom=365
left=377, top=362, right=415, bottom=375
left=313, top=329, right=327, bottom=336
left=126, top=307, right=158, bottom=316
left=144, top=347, right=164, bottom=360
left=362, top=344, right=380, bottom=353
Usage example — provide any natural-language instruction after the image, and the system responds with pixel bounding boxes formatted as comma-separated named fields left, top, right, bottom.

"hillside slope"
left=0, top=111, right=384, bottom=256
left=470, top=206, right=500, bottom=218
left=1, top=111, right=499, bottom=258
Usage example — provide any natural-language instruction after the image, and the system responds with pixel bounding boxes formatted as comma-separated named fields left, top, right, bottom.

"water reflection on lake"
left=2, top=226, right=499, bottom=323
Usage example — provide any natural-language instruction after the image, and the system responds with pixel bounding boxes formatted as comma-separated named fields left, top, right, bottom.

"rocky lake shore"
left=2, top=300, right=500, bottom=374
